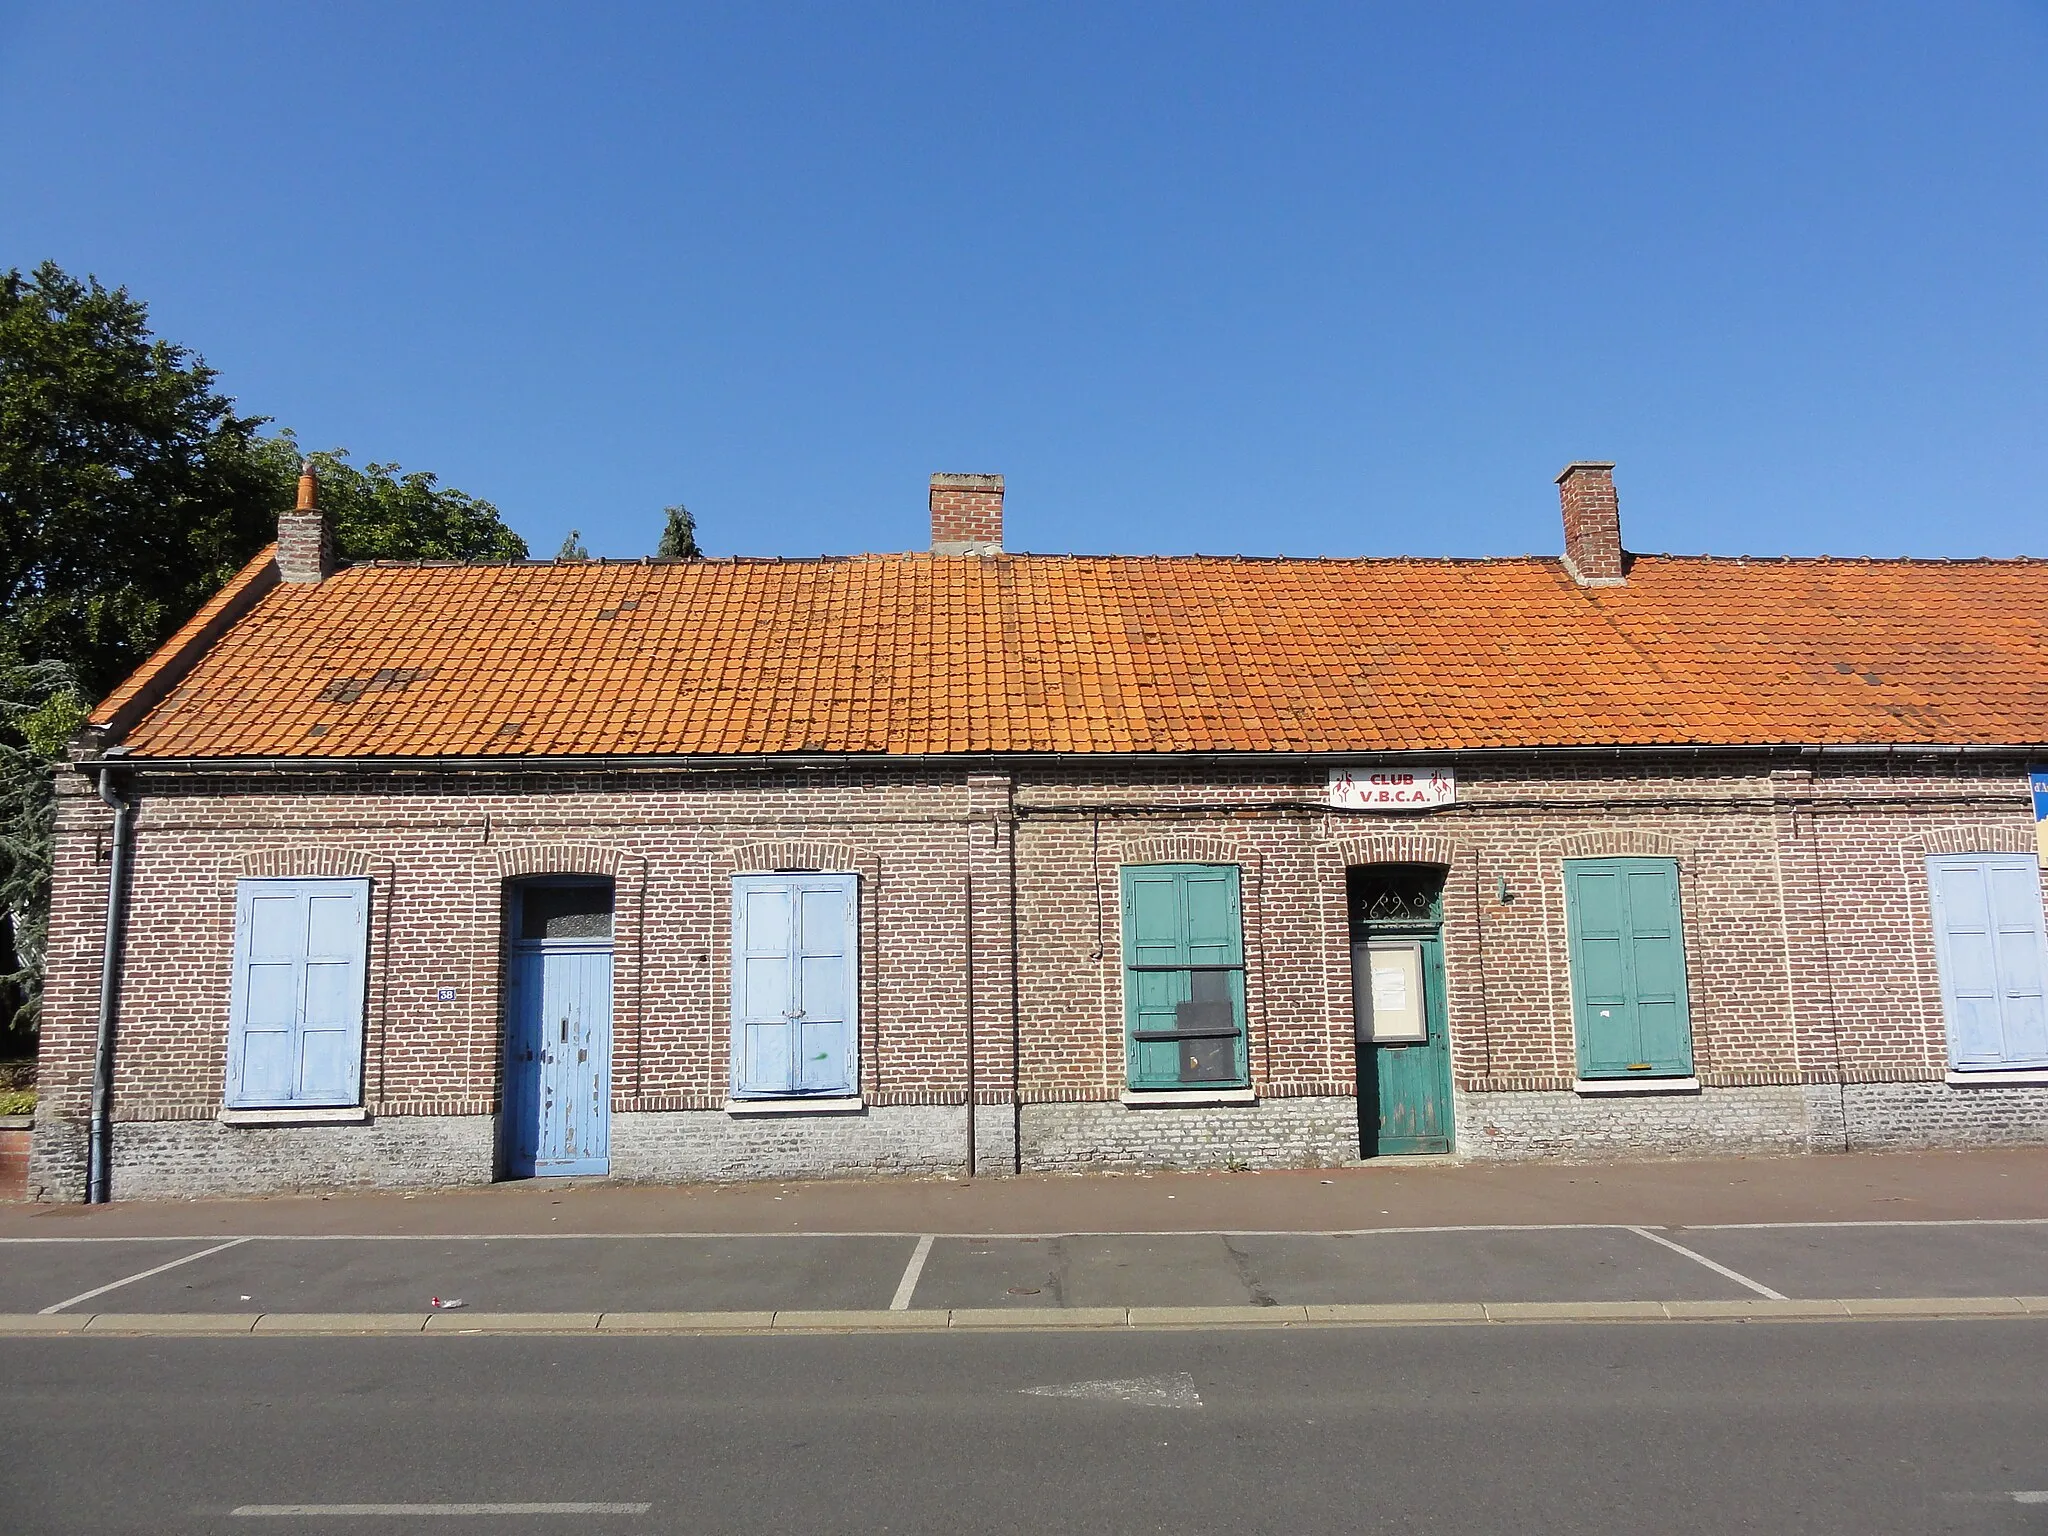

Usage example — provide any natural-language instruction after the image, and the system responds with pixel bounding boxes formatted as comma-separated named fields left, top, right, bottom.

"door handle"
left=560, top=1018, right=569, bottom=1042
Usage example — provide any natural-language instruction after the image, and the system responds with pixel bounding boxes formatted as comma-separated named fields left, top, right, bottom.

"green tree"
left=657, top=504, right=701, bottom=559
left=254, top=435, right=527, bottom=565
left=556, top=529, right=590, bottom=560
left=1, top=262, right=279, bottom=703
left=0, top=652, right=82, bottom=1035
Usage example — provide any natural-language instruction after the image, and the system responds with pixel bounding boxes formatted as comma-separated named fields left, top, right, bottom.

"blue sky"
left=3, top=2, right=2044, bottom=561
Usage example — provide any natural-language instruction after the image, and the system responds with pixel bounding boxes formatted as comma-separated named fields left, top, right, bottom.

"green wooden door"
left=1564, top=858, right=1694, bottom=1078
left=1350, top=868, right=1453, bottom=1156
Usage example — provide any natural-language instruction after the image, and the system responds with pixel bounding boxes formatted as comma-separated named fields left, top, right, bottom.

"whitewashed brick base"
left=1457, top=1081, right=2048, bottom=1160
left=612, top=1105, right=968, bottom=1181
left=1020, top=1096, right=1360, bottom=1171
left=30, top=1109, right=495, bottom=1201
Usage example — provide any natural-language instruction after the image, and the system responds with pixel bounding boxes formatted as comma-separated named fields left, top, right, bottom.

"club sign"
left=1328, top=764, right=1457, bottom=810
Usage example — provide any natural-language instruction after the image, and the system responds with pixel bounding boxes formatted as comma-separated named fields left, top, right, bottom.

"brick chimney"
left=930, top=473, right=1003, bottom=555
left=1556, top=461, right=1625, bottom=586
left=276, top=460, right=334, bottom=583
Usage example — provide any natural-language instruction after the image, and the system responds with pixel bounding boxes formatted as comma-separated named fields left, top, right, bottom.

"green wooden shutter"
left=1564, top=858, right=1694, bottom=1078
left=1121, top=865, right=1247, bottom=1090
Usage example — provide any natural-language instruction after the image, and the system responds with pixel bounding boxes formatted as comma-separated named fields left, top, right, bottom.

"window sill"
left=724, top=1097, right=865, bottom=1117
left=216, top=1106, right=370, bottom=1127
left=1572, top=1076, right=1700, bottom=1098
left=1119, top=1088, right=1258, bottom=1108
left=1946, top=1068, right=2048, bottom=1087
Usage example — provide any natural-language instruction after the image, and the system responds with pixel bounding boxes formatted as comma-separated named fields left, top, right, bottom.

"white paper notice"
left=1371, top=963, right=1408, bottom=1013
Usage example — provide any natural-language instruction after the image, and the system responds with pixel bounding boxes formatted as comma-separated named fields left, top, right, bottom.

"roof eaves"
left=88, top=544, right=282, bottom=740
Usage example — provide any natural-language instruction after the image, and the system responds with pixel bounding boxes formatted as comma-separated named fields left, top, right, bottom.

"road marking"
left=1024, top=1372, right=1202, bottom=1408
left=1626, top=1226, right=1786, bottom=1300
left=5, top=1217, right=2048, bottom=1245
left=1671, top=1228, right=2048, bottom=1236
left=2014, top=1492, right=2048, bottom=1504
left=230, top=1504, right=650, bottom=1517
left=889, top=1234, right=935, bottom=1310
left=38, top=1237, right=252, bottom=1314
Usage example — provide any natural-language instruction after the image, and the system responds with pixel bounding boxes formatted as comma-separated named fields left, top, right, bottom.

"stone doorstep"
left=5, top=1301, right=2045, bottom=1336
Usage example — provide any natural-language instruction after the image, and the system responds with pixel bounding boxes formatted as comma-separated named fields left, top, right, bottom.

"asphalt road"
left=6, top=1220, right=2048, bottom=1317
left=6, top=1323, right=2048, bottom=1534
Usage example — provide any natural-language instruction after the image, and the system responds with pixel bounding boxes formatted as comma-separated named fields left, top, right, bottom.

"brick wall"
left=29, top=750, right=2048, bottom=1197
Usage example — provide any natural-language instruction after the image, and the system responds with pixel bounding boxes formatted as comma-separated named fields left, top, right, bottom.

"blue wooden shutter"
left=1564, top=858, right=1694, bottom=1079
left=794, top=879, right=857, bottom=1094
left=731, top=874, right=859, bottom=1097
left=226, top=878, right=368, bottom=1107
left=1931, top=854, right=2048, bottom=1070
left=732, top=878, right=796, bottom=1096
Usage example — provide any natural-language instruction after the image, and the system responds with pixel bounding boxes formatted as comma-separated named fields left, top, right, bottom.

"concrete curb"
left=3, top=1298, right=2046, bottom=1336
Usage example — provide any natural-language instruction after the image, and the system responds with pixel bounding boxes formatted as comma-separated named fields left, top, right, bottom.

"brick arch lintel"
left=728, top=839, right=866, bottom=874
left=1325, top=830, right=1466, bottom=870
left=1907, top=825, right=2036, bottom=858
left=1117, top=833, right=1252, bottom=868
left=494, top=843, right=627, bottom=880
left=235, top=846, right=372, bottom=878
left=1544, top=828, right=1695, bottom=861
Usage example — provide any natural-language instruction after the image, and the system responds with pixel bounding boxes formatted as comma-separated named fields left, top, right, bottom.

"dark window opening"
left=1349, top=864, right=1446, bottom=932
left=517, top=882, right=614, bottom=941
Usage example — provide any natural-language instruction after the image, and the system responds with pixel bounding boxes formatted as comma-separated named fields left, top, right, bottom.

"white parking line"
left=38, top=1237, right=252, bottom=1314
left=230, top=1504, right=650, bottom=1517
left=890, top=1234, right=935, bottom=1310
left=2014, top=1492, right=2048, bottom=1504
left=1627, top=1226, right=1787, bottom=1300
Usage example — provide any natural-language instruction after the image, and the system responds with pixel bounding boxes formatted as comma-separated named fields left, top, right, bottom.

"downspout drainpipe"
left=87, top=768, right=134, bottom=1204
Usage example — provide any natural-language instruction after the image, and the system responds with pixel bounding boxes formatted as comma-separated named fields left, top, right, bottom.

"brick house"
left=28, top=464, right=2048, bottom=1199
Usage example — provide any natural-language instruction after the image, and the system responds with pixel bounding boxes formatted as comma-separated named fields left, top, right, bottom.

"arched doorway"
left=503, top=878, right=614, bottom=1177
left=1350, top=864, right=1453, bottom=1156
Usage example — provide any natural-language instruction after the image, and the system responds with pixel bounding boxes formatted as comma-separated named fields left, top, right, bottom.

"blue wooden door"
left=731, top=874, right=858, bottom=1098
left=1930, top=854, right=2048, bottom=1070
left=504, top=885, right=613, bottom=1177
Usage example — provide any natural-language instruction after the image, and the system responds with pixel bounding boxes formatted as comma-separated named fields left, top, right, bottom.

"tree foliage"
left=1, top=263, right=278, bottom=703
left=0, top=262, right=529, bottom=1037
left=657, top=504, right=701, bottom=559
left=556, top=529, right=590, bottom=560
left=0, top=653, right=82, bottom=1034
left=257, top=435, right=527, bottom=565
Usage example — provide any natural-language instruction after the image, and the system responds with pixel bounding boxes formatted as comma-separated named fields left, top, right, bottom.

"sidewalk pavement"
left=6, top=1145, right=2046, bottom=1238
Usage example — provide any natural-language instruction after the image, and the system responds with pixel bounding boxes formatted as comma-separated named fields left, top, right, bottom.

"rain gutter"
left=70, top=743, right=2048, bottom=776
left=87, top=764, right=135, bottom=1204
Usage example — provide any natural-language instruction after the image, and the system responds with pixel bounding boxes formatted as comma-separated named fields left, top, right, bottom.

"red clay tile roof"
left=96, top=552, right=2048, bottom=759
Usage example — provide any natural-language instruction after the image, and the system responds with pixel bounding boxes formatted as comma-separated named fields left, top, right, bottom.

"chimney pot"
left=930, top=473, right=1003, bottom=555
left=278, top=459, right=335, bottom=583
left=1556, top=461, right=1625, bottom=585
